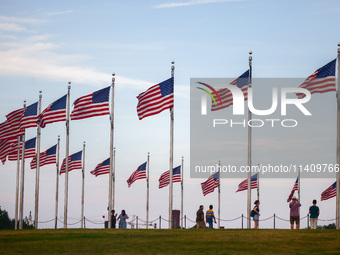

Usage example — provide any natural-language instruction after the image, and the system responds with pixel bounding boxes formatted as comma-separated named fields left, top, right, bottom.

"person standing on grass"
left=111, top=210, right=118, bottom=228
left=102, top=207, right=109, bottom=229
left=196, top=205, right=206, bottom=229
left=309, top=199, right=320, bottom=229
left=206, top=205, right=217, bottom=229
left=118, top=210, right=129, bottom=229
left=289, top=196, right=301, bottom=229
left=253, top=200, right=260, bottom=229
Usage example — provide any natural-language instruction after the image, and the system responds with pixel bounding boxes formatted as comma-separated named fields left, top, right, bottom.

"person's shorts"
left=290, top=216, right=300, bottom=225
left=253, top=214, right=259, bottom=220
left=196, top=221, right=205, bottom=228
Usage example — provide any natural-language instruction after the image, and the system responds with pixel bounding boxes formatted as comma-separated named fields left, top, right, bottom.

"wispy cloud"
left=154, top=0, right=242, bottom=9
left=0, top=15, right=45, bottom=24
left=45, top=10, right=73, bottom=16
left=0, top=22, right=26, bottom=32
left=0, top=33, right=153, bottom=89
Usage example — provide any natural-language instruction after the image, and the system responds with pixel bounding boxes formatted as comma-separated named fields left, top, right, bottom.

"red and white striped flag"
left=90, top=158, right=110, bottom=177
left=201, top=172, right=220, bottom=196
left=158, top=165, right=181, bottom=189
left=296, top=59, right=336, bottom=99
left=136, top=77, right=174, bottom=120
left=210, top=69, right=250, bottom=111
left=0, top=108, right=25, bottom=140
left=8, top=137, right=36, bottom=161
left=236, top=173, right=257, bottom=192
left=20, top=102, right=38, bottom=131
left=321, top=181, right=336, bottom=201
left=287, top=177, right=299, bottom=202
left=70, top=86, right=110, bottom=120
left=60, top=150, right=82, bottom=174
left=127, top=162, right=147, bottom=187
left=0, top=140, right=12, bottom=164
left=37, top=95, right=66, bottom=128
left=30, top=144, right=57, bottom=169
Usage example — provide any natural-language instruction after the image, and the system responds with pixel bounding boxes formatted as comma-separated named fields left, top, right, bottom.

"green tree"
left=0, top=206, right=13, bottom=229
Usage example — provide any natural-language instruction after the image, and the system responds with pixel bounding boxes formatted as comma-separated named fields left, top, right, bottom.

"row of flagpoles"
left=1, top=45, right=340, bottom=229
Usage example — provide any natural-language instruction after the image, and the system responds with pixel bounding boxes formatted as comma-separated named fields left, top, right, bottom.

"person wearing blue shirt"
left=206, top=205, right=217, bottom=229
left=309, top=200, right=320, bottom=229
left=118, top=210, right=129, bottom=229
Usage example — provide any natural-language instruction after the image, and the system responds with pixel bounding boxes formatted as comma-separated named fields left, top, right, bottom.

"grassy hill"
left=1, top=229, right=340, bottom=254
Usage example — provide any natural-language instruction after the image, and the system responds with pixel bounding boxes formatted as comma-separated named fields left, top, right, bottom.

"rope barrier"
left=216, top=216, right=242, bottom=222
left=84, top=218, right=104, bottom=225
left=186, top=217, right=196, bottom=223
left=161, top=217, right=171, bottom=222
left=37, top=218, right=55, bottom=224
left=276, top=216, right=290, bottom=222
left=32, top=215, right=340, bottom=228
left=259, top=216, right=274, bottom=222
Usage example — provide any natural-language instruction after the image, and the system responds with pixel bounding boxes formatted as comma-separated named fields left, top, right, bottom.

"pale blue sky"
left=0, top=0, right=339, bottom=228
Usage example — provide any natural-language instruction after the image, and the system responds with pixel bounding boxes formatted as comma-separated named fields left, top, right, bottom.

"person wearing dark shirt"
left=253, top=200, right=260, bottom=229
left=196, top=205, right=206, bottom=229
left=309, top=199, right=320, bottom=229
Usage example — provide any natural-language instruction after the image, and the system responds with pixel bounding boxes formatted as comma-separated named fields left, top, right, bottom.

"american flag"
left=8, top=137, right=36, bottom=161
left=211, top=69, right=250, bottom=111
left=137, top=77, right=174, bottom=120
left=60, top=150, right=82, bottom=175
left=30, top=144, right=57, bottom=169
left=321, top=181, right=336, bottom=201
left=37, top=95, right=67, bottom=128
left=70, top=86, right=110, bottom=120
left=20, top=102, right=38, bottom=131
left=158, top=165, right=181, bottom=189
left=287, top=177, right=299, bottom=202
left=0, top=140, right=12, bottom=164
left=0, top=108, right=25, bottom=140
left=201, top=172, right=220, bottom=196
left=90, top=158, right=110, bottom=177
left=236, top=173, right=257, bottom=192
left=296, top=59, right=336, bottom=99
left=127, top=162, right=147, bottom=187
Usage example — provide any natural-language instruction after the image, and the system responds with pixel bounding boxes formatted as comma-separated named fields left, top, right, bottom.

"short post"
left=136, top=216, right=138, bottom=229
left=241, top=214, right=244, bottom=229
left=159, top=216, right=161, bottom=229
left=274, top=214, right=276, bottom=229
left=84, top=217, right=86, bottom=229
left=307, top=214, right=310, bottom=229
left=184, top=215, right=186, bottom=229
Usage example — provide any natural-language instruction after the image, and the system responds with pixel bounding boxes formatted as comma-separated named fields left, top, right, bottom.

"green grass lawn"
left=0, top=229, right=340, bottom=254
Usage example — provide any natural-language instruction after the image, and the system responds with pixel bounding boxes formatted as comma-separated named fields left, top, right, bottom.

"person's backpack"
left=250, top=209, right=256, bottom=217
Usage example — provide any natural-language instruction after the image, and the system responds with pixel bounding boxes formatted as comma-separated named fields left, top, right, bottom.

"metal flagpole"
left=64, top=82, right=71, bottom=228
left=34, top=91, right=42, bottom=229
left=169, top=61, right=175, bottom=229
left=19, top=101, right=26, bottom=229
left=108, top=73, right=115, bottom=229
left=298, top=166, right=301, bottom=202
left=218, top=161, right=221, bottom=229
left=257, top=166, right=260, bottom=228
left=55, top=135, right=60, bottom=229
left=15, top=136, right=21, bottom=229
left=81, top=141, right=85, bottom=228
left=181, top=156, right=184, bottom=229
left=257, top=167, right=260, bottom=201
left=146, top=152, right=150, bottom=229
left=247, top=52, right=252, bottom=229
left=113, top=147, right=116, bottom=209
left=336, top=43, right=340, bottom=229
